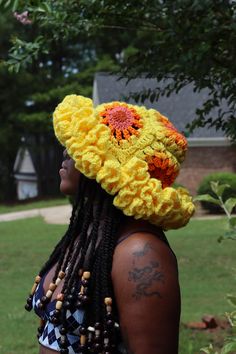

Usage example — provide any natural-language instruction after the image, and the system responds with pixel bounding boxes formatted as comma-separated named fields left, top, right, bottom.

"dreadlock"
left=25, top=173, right=126, bottom=354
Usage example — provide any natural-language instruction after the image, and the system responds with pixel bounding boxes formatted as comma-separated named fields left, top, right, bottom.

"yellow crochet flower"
left=53, top=94, right=195, bottom=229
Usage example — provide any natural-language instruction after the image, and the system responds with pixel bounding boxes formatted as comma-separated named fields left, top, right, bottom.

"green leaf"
left=225, top=198, right=236, bottom=215
left=200, top=344, right=217, bottom=354
left=39, top=2, right=52, bottom=13
left=12, top=0, right=19, bottom=12
left=227, top=294, right=236, bottom=308
left=225, top=310, right=236, bottom=327
left=210, top=181, right=230, bottom=197
left=222, top=230, right=236, bottom=240
left=36, top=6, right=48, bottom=13
left=221, top=341, right=236, bottom=354
left=229, top=217, right=236, bottom=229
left=4, top=0, right=12, bottom=8
left=194, top=194, right=221, bottom=205
left=210, top=181, right=219, bottom=195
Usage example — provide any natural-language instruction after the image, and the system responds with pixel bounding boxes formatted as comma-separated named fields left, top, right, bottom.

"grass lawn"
left=0, top=217, right=234, bottom=354
left=167, top=218, right=235, bottom=323
left=0, top=197, right=69, bottom=214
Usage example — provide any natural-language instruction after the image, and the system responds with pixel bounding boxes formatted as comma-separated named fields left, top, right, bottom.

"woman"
left=25, top=95, right=195, bottom=354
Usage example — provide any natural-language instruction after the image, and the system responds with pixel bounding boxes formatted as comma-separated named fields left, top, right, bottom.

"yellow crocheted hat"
left=53, top=95, right=195, bottom=229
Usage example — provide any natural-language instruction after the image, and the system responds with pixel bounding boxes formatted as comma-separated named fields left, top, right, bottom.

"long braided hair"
left=25, top=173, right=126, bottom=353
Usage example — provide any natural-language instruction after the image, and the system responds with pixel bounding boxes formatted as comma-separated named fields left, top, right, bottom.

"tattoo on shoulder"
left=128, top=243, right=164, bottom=300
left=133, top=242, right=154, bottom=258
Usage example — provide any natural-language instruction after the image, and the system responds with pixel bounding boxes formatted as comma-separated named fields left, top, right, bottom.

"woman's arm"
left=112, top=232, right=180, bottom=354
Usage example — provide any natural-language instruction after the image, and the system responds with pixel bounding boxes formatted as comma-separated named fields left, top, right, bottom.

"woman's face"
left=59, top=150, right=80, bottom=195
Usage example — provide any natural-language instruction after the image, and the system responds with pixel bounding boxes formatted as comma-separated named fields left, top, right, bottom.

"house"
left=93, top=72, right=236, bottom=195
left=14, top=146, right=38, bottom=200
left=13, top=134, right=63, bottom=200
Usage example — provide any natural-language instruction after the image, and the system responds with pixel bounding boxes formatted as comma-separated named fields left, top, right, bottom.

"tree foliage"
left=1, top=0, right=236, bottom=140
left=0, top=7, right=118, bottom=200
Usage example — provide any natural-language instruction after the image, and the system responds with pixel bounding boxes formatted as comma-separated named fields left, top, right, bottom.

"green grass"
left=0, top=197, right=69, bottom=214
left=167, top=218, right=235, bottom=323
left=0, top=218, right=66, bottom=354
left=0, top=217, right=234, bottom=354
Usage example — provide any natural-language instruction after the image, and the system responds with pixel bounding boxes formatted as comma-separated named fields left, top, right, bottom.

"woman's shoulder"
left=113, top=229, right=178, bottom=281
left=114, top=220, right=177, bottom=269
left=112, top=220, right=179, bottom=303
left=111, top=222, right=180, bottom=353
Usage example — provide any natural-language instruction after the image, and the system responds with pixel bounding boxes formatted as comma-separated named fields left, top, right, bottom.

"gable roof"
left=93, top=72, right=228, bottom=140
left=14, top=147, right=37, bottom=175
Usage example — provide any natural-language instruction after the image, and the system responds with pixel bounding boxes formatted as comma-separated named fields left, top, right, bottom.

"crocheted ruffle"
left=53, top=95, right=195, bottom=229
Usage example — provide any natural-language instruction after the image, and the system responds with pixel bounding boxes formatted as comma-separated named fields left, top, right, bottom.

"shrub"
left=197, top=172, right=236, bottom=213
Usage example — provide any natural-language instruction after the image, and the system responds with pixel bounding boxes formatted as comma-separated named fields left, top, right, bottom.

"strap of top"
left=116, top=226, right=177, bottom=260
left=116, top=226, right=168, bottom=246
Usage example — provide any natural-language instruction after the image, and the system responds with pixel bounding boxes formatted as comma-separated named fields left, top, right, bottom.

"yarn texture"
left=53, top=95, right=195, bottom=229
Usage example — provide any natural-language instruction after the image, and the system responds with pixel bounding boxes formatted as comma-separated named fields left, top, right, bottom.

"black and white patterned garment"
left=32, top=274, right=127, bottom=354
left=32, top=273, right=85, bottom=353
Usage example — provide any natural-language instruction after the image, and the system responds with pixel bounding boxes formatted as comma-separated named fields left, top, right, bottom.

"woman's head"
left=53, top=95, right=195, bottom=230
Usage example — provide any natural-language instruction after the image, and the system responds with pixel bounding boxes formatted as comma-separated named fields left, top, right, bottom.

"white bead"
left=56, top=300, right=63, bottom=310
left=88, top=326, right=95, bottom=332
left=46, top=290, right=53, bottom=298
left=106, top=305, right=112, bottom=312
left=55, top=278, right=61, bottom=285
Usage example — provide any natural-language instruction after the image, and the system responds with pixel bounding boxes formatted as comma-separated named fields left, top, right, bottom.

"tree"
left=0, top=7, right=118, bottom=201
left=1, top=0, right=236, bottom=141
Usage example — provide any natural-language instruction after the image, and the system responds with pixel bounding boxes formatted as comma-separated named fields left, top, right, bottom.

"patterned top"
left=33, top=273, right=84, bottom=353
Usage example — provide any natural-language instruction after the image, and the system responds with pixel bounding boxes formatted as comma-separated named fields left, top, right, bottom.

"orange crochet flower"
left=160, top=116, right=188, bottom=151
left=100, top=103, right=143, bottom=141
left=147, top=152, right=178, bottom=189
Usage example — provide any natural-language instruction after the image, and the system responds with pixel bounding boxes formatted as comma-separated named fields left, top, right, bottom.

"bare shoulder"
left=112, top=231, right=178, bottom=282
left=112, top=232, right=180, bottom=354
left=112, top=231, right=178, bottom=301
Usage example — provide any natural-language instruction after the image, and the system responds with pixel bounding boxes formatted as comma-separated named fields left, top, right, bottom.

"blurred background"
left=0, top=2, right=236, bottom=354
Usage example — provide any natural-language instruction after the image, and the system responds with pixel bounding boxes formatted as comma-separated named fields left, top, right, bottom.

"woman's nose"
left=63, top=149, right=70, bottom=160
